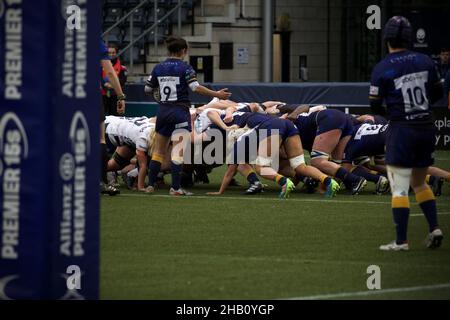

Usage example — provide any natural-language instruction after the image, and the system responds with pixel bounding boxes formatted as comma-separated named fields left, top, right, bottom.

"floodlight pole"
left=262, top=0, right=273, bottom=82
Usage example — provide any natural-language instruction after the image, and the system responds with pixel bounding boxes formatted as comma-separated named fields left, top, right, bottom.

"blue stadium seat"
left=124, top=7, right=146, bottom=26
left=103, top=0, right=125, bottom=8
left=104, top=7, right=123, bottom=23
left=123, top=26, right=144, bottom=42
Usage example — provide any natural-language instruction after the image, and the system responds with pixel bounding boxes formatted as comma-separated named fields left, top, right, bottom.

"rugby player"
left=210, top=111, right=340, bottom=198
left=105, top=116, right=168, bottom=192
left=193, top=106, right=264, bottom=194
left=341, top=123, right=390, bottom=194
left=291, top=108, right=367, bottom=194
left=100, top=39, right=126, bottom=196
left=144, top=36, right=231, bottom=196
left=370, top=16, right=444, bottom=251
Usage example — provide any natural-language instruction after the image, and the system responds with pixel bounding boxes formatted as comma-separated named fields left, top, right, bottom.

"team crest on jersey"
left=369, top=85, right=379, bottom=96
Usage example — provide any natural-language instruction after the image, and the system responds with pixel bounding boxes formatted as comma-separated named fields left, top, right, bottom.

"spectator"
left=435, top=47, right=449, bottom=80
left=102, top=43, right=128, bottom=116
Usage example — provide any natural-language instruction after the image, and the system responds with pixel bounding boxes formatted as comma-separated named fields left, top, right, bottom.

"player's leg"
left=147, top=132, right=170, bottom=190
left=170, top=128, right=192, bottom=195
left=100, top=121, right=108, bottom=183
left=254, top=136, right=294, bottom=199
left=428, top=166, right=450, bottom=181
left=379, top=165, right=412, bottom=251
left=238, top=163, right=264, bottom=194
left=411, top=167, right=443, bottom=248
left=343, top=163, right=389, bottom=195
left=107, top=146, right=134, bottom=171
left=331, top=135, right=351, bottom=162
left=285, top=134, right=339, bottom=197
left=426, top=166, right=449, bottom=196
left=100, top=121, right=119, bottom=195
left=311, top=130, right=366, bottom=194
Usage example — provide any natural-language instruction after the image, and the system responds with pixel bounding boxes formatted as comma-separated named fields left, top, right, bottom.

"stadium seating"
left=102, top=0, right=195, bottom=64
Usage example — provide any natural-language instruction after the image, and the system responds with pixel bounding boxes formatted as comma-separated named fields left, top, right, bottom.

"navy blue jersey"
left=293, top=111, right=319, bottom=152
left=146, top=58, right=197, bottom=109
left=228, top=112, right=272, bottom=128
left=343, top=123, right=388, bottom=162
left=369, top=50, right=439, bottom=124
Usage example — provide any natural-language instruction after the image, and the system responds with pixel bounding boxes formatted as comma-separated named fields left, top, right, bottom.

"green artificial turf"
left=100, top=151, right=450, bottom=299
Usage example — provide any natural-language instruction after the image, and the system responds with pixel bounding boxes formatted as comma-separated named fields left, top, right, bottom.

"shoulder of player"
left=372, top=58, right=388, bottom=74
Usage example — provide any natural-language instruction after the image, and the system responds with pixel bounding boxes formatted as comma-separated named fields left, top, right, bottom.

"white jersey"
left=194, top=104, right=253, bottom=134
left=105, top=116, right=155, bottom=152
left=194, top=108, right=224, bottom=134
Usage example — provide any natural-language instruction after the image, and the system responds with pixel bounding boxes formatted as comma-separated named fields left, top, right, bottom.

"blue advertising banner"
left=0, top=0, right=101, bottom=299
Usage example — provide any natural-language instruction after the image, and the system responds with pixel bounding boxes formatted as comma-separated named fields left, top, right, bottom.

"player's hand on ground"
left=139, top=186, right=154, bottom=193
left=117, top=100, right=125, bottom=115
left=216, top=88, right=231, bottom=100
left=206, top=192, right=223, bottom=195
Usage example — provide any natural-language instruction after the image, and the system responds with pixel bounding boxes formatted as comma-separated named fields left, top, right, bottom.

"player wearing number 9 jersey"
left=370, top=16, right=444, bottom=251
left=144, top=36, right=231, bottom=195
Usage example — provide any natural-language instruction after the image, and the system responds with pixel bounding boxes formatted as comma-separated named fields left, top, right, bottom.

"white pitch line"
left=116, top=193, right=450, bottom=209
left=410, top=211, right=450, bottom=217
left=282, top=283, right=450, bottom=300
left=117, top=193, right=391, bottom=205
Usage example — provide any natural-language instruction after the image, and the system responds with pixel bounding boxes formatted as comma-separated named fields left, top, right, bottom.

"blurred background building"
left=102, top=0, right=450, bottom=83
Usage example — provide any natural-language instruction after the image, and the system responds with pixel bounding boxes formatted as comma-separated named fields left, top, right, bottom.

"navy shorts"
left=342, top=140, right=383, bottom=165
left=316, top=109, right=354, bottom=137
left=385, top=124, right=435, bottom=168
left=155, top=105, right=192, bottom=137
left=258, top=118, right=298, bottom=141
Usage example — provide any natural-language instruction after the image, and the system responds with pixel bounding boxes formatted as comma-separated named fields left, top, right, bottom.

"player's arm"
left=222, top=106, right=238, bottom=123
left=369, top=66, right=386, bottom=116
left=193, top=85, right=231, bottom=100
left=262, top=101, right=284, bottom=111
left=185, top=66, right=231, bottom=99
left=101, top=59, right=126, bottom=114
left=369, top=94, right=385, bottom=116
left=355, top=114, right=375, bottom=123
left=197, top=100, right=237, bottom=113
left=207, top=110, right=238, bottom=131
left=287, top=105, right=310, bottom=121
left=135, top=149, right=148, bottom=191
left=144, top=72, right=157, bottom=96
left=207, top=164, right=238, bottom=195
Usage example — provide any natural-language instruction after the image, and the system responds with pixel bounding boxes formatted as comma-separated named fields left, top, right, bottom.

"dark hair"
left=108, top=43, right=119, bottom=52
left=165, top=36, right=188, bottom=54
left=383, top=16, right=412, bottom=49
left=440, top=48, right=449, bottom=53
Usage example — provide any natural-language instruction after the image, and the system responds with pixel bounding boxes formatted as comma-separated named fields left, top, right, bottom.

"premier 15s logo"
left=0, top=112, right=28, bottom=300
left=0, top=112, right=29, bottom=260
